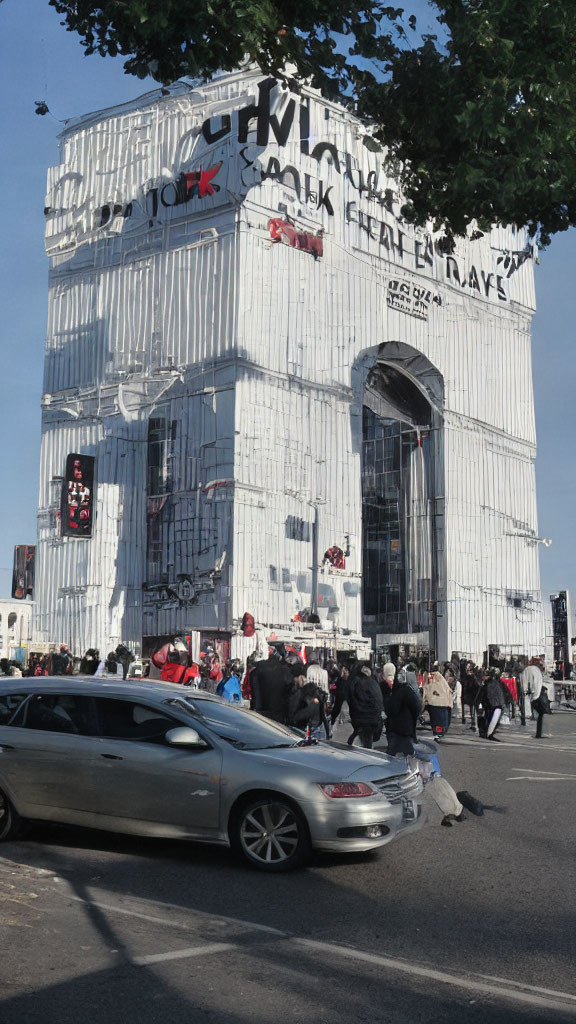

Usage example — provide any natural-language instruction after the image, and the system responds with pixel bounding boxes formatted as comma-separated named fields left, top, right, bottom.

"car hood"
left=242, top=741, right=407, bottom=780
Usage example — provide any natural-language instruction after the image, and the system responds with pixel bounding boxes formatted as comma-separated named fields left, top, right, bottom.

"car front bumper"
left=303, top=788, right=426, bottom=853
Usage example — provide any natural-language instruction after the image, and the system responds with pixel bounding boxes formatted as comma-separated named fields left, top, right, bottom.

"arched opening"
left=361, top=350, right=443, bottom=657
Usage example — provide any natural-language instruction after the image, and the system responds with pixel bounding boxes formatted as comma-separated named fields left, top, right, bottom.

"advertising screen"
left=61, top=454, right=95, bottom=537
left=11, top=545, right=35, bottom=599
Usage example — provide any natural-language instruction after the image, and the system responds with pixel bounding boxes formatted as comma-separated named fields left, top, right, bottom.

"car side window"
left=17, top=694, right=96, bottom=735
left=93, top=699, right=179, bottom=743
left=0, top=694, right=28, bottom=726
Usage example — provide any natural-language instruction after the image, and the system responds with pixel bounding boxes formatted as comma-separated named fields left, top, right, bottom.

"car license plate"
left=402, top=798, right=416, bottom=820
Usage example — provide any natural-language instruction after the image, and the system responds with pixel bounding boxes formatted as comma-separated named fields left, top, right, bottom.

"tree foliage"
left=49, top=0, right=576, bottom=245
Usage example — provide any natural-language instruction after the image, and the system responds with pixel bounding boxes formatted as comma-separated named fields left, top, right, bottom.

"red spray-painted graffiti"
left=183, top=162, right=222, bottom=199
left=96, top=162, right=223, bottom=228
left=268, top=218, right=323, bottom=259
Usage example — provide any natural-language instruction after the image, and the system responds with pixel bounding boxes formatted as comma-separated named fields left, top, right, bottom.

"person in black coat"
left=460, top=661, right=482, bottom=730
left=383, top=676, right=421, bottom=756
left=330, top=661, right=354, bottom=726
left=288, top=664, right=329, bottom=738
left=477, top=671, right=506, bottom=740
left=250, top=654, right=293, bottom=725
left=347, top=664, right=383, bottom=749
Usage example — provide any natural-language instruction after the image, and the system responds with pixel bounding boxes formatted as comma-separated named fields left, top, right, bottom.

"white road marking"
left=49, top=879, right=576, bottom=1015
left=133, top=942, right=235, bottom=966
left=290, top=938, right=576, bottom=1015
left=440, top=736, right=576, bottom=753
left=436, top=741, right=573, bottom=757
left=507, top=768, right=576, bottom=781
left=506, top=776, right=576, bottom=782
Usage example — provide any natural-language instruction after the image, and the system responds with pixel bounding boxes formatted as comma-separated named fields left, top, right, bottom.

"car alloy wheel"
left=0, top=787, right=20, bottom=842
left=234, top=798, right=311, bottom=871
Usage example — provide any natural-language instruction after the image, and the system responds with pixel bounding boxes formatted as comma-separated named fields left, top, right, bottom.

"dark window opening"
left=362, top=381, right=437, bottom=643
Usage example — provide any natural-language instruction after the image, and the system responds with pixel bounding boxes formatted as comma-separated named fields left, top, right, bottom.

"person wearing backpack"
left=216, top=660, right=244, bottom=703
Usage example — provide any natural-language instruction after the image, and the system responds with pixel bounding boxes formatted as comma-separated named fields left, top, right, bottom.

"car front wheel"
left=231, top=796, right=311, bottom=872
left=0, top=787, right=21, bottom=842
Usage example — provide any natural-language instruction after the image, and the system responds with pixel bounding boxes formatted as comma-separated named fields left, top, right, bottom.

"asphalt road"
left=1, top=713, right=576, bottom=1024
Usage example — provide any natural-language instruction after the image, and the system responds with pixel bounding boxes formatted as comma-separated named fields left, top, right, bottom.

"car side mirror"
left=165, top=726, right=209, bottom=749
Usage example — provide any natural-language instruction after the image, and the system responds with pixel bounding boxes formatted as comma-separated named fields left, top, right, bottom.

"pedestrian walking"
left=347, top=664, right=383, bottom=749
left=288, top=663, right=329, bottom=739
left=423, top=670, right=453, bottom=741
left=216, top=660, right=244, bottom=702
left=530, top=674, right=552, bottom=738
left=382, top=670, right=421, bottom=756
left=79, top=648, right=100, bottom=675
left=330, top=661, right=353, bottom=726
left=460, top=661, right=482, bottom=729
left=443, top=664, right=457, bottom=726
left=51, top=644, right=73, bottom=675
left=250, top=652, right=293, bottom=724
left=521, top=659, right=544, bottom=723
left=198, top=663, right=217, bottom=693
left=479, top=670, right=507, bottom=741
left=381, top=661, right=396, bottom=692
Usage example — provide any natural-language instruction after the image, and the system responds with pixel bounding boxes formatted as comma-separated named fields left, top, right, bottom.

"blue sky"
left=0, top=0, right=574, bottom=606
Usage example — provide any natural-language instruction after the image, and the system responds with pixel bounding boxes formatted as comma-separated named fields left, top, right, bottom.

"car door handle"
left=101, top=753, right=123, bottom=760
left=0, top=744, right=15, bottom=751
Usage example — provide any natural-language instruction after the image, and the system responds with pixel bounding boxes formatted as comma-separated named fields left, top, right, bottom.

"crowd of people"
left=1, top=639, right=553, bottom=747
left=1, top=644, right=136, bottom=680
left=214, top=651, right=552, bottom=748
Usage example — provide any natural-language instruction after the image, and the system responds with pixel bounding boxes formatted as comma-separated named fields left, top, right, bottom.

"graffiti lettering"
left=237, top=78, right=297, bottom=147
left=98, top=202, right=133, bottom=228
left=310, top=141, right=340, bottom=173
left=445, top=257, right=507, bottom=301
left=387, top=279, right=442, bottom=321
left=261, top=158, right=302, bottom=198
left=346, top=201, right=404, bottom=260
left=316, top=182, right=334, bottom=216
left=201, top=113, right=232, bottom=144
left=415, top=236, right=434, bottom=270
left=184, top=162, right=222, bottom=198
left=95, top=162, right=223, bottom=228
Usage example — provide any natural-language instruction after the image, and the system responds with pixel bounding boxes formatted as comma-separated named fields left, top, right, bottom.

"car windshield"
left=164, top=696, right=301, bottom=749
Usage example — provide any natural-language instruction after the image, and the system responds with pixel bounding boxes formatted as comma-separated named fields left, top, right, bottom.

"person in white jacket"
left=423, top=670, right=454, bottom=741
left=521, top=660, right=543, bottom=704
left=521, top=660, right=549, bottom=738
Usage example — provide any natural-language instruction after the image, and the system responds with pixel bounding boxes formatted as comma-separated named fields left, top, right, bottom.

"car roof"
left=0, top=677, right=224, bottom=704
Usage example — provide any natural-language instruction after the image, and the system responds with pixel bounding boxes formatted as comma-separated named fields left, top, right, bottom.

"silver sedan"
left=0, top=678, right=424, bottom=871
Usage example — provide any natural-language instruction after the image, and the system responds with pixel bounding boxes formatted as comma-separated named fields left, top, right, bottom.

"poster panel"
left=11, top=544, right=35, bottom=599
left=61, top=454, right=95, bottom=537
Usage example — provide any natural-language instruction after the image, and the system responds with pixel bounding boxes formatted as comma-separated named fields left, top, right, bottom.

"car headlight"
left=319, top=782, right=376, bottom=798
